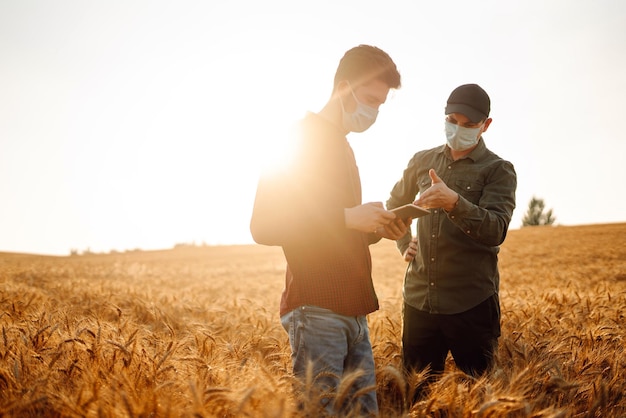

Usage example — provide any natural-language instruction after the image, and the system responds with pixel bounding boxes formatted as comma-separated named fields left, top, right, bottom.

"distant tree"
left=522, top=196, right=556, bottom=226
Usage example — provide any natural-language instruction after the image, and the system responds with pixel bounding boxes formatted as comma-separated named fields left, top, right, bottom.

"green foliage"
left=522, top=196, right=556, bottom=227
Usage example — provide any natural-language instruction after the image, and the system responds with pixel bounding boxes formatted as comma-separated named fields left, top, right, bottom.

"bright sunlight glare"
left=1, top=1, right=625, bottom=255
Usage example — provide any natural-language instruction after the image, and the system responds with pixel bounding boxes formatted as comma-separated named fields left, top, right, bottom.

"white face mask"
left=445, top=120, right=482, bottom=151
left=340, top=84, right=378, bottom=133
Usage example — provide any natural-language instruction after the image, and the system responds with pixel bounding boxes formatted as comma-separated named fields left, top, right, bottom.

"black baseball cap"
left=445, top=84, right=490, bottom=123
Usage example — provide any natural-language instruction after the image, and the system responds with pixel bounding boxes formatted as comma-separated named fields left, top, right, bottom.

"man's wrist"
left=446, top=193, right=460, bottom=212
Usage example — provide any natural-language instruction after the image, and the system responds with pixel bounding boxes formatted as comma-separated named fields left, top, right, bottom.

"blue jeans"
left=281, top=305, right=379, bottom=416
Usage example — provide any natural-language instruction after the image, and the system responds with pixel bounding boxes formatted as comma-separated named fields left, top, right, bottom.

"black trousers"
left=402, top=294, right=501, bottom=378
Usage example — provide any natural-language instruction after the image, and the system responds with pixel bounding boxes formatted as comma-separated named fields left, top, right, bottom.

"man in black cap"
left=386, top=84, right=517, bottom=397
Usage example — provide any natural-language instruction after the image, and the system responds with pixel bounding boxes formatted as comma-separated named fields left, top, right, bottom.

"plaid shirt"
left=250, top=113, right=380, bottom=317
left=387, top=139, right=517, bottom=314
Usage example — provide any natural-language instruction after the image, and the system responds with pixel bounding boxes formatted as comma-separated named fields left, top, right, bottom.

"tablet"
left=390, top=204, right=430, bottom=219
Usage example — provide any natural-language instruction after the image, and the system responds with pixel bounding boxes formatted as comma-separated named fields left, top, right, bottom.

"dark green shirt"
left=387, top=138, right=517, bottom=314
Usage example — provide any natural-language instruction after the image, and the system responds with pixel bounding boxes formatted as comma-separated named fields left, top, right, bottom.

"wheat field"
left=0, top=223, right=624, bottom=417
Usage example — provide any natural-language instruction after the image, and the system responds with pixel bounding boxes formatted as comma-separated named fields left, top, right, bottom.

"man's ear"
left=336, top=80, right=350, bottom=96
left=482, top=117, right=493, bottom=133
left=336, top=80, right=355, bottom=112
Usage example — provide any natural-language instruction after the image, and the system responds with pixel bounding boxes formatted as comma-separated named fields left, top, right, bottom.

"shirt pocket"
left=416, top=175, right=432, bottom=195
left=455, top=179, right=484, bottom=204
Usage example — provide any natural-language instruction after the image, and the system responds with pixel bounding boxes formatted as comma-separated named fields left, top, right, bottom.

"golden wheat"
left=0, top=223, right=624, bottom=417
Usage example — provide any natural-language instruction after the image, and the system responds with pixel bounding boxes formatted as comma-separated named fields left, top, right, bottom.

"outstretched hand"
left=415, top=169, right=459, bottom=212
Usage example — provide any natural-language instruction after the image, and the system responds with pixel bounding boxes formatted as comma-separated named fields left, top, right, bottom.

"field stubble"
left=0, top=223, right=624, bottom=417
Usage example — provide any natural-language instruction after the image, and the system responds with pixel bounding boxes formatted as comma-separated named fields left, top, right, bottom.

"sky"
left=1, top=0, right=625, bottom=256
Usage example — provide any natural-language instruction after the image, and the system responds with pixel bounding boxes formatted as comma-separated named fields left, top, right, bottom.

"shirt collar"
left=440, top=137, right=487, bottom=162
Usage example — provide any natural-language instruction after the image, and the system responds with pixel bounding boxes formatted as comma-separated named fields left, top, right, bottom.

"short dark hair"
left=333, top=45, right=401, bottom=91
